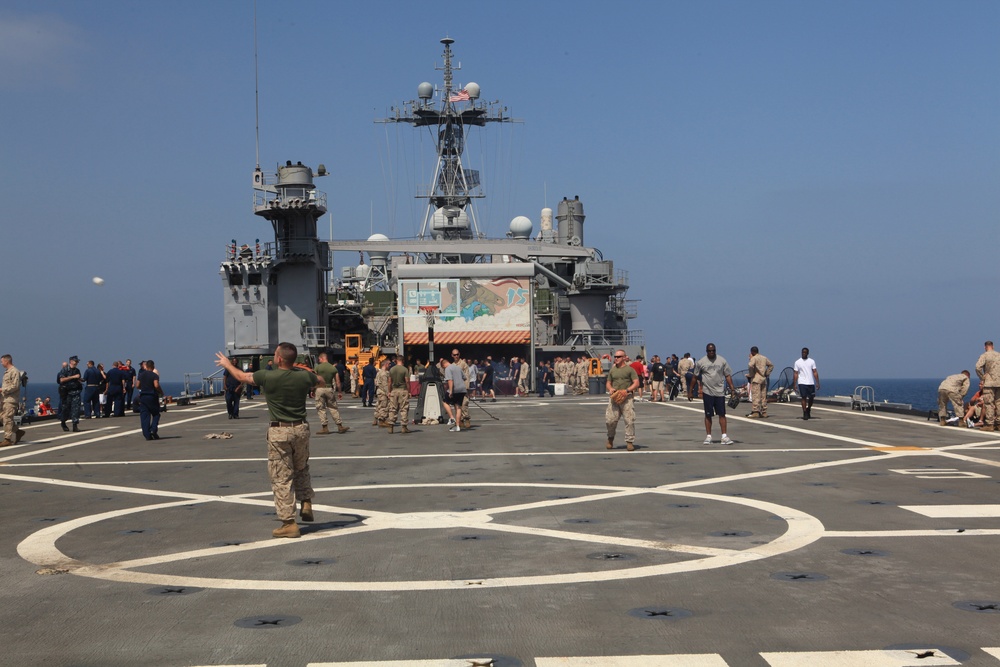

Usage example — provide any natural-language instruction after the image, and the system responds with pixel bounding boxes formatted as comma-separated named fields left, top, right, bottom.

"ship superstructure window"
left=247, top=273, right=262, bottom=286
left=228, top=273, right=244, bottom=287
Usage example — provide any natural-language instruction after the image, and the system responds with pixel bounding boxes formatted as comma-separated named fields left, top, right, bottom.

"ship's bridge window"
left=228, top=273, right=244, bottom=287
left=247, top=273, right=262, bottom=286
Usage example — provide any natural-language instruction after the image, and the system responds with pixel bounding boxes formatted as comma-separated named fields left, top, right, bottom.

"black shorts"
left=703, top=394, right=727, bottom=418
left=798, top=384, right=816, bottom=400
left=447, top=392, right=466, bottom=406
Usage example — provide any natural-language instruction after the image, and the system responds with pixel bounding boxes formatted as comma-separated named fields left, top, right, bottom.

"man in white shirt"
left=793, top=347, right=820, bottom=420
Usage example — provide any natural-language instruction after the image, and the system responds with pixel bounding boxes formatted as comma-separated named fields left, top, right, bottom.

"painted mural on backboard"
left=399, top=277, right=531, bottom=345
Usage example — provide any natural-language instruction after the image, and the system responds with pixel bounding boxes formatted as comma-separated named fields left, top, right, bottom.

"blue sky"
left=1, top=1, right=997, bottom=382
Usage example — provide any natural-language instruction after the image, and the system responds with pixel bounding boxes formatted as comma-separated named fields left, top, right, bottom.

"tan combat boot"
left=300, top=501, right=314, bottom=522
left=318, top=424, right=330, bottom=435
left=371, top=417, right=378, bottom=426
left=983, top=424, right=996, bottom=432
left=939, top=418, right=947, bottom=426
left=606, top=439, right=614, bottom=450
left=377, top=420, right=389, bottom=428
left=338, top=424, right=350, bottom=434
left=0, top=439, right=14, bottom=448
left=272, top=520, right=300, bottom=539
left=401, top=425, right=411, bottom=434
left=388, top=424, right=394, bottom=434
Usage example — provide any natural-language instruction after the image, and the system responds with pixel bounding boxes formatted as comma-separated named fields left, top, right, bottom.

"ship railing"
left=615, top=268, right=630, bottom=287
left=201, top=368, right=225, bottom=397
left=264, top=238, right=331, bottom=269
left=566, top=329, right=645, bottom=347
left=303, top=326, right=328, bottom=349
left=253, top=184, right=328, bottom=211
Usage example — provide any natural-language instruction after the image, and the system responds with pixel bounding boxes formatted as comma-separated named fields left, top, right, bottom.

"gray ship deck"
left=2, top=395, right=999, bottom=667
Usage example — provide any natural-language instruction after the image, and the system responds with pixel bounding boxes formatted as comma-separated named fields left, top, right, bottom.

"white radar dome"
left=417, top=82, right=433, bottom=100
left=366, top=233, right=390, bottom=267
left=465, top=82, right=481, bottom=99
left=431, top=207, right=470, bottom=231
left=509, top=216, right=533, bottom=239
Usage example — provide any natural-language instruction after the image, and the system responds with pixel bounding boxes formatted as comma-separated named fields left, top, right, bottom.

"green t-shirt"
left=389, top=363, right=409, bottom=389
left=314, top=361, right=338, bottom=387
left=607, top=364, right=638, bottom=391
left=253, top=367, right=317, bottom=422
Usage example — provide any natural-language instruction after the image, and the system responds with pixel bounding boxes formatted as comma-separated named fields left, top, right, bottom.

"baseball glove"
left=611, top=389, right=629, bottom=404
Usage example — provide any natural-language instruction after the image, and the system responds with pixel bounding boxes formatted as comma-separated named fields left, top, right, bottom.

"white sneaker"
left=702, top=435, right=713, bottom=445
left=449, top=425, right=460, bottom=432
left=946, top=416, right=960, bottom=424
left=720, top=435, right=734, bottom=445
left=966, top=418, right=975, bottom=428
left=447, top=418, right=456, bottom=426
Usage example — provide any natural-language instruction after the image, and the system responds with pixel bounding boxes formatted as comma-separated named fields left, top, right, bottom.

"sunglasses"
left=614, top=355, right=625, bottom=358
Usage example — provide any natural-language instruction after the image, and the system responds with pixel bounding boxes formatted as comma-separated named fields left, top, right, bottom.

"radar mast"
left=379, top=38, right=513, bottom=243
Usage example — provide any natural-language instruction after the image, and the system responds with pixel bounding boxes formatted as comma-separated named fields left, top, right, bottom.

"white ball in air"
left=92, top=276, right=105, bottom=286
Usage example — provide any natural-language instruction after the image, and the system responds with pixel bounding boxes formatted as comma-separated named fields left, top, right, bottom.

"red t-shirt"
left=630, top=361, right=645, bottom=378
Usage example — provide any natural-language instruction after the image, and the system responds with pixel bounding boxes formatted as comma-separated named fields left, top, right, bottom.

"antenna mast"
left=253, top=0, right=261, bottom=169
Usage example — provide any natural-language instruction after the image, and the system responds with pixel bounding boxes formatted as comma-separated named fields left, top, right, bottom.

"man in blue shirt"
left=82, top=360, right=103, bottom=419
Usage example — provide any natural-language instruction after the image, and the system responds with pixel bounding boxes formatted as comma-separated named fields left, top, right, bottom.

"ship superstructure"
left=223, top=38, right=642, bottom=372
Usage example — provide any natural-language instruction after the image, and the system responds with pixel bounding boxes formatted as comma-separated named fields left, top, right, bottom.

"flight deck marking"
left=0, top=408, right=237, bottom=463
left=11, top=400, right=1000, bottom=592
left=17, top=480, right=824, bottom=591
left=900, top=504, right=1000, bottom=518
left=652, top=402, right=917, bottom=449
left=889, top=468, right=990, bottom=479
left=534, top=657, right=730, bottom=667
left=760, top=648, right=960, bottom=666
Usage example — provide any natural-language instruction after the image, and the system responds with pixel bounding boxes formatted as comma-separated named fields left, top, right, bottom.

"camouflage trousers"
left=1, top=400, right=16, bottom=441
left=267, top=423, right=313, bottom=522
left=314, top=387, right=343, bottom=427
left=606, top=395, right=635, bottom=444
left=375, top=389, right=389, bottom=422
left=938, top=388, right=964, bottom=420
left=984, top=387, right=999, bottom=427
left=387, top=388, right=410, bottom=425
left=751, top=380, right=768, bottom=415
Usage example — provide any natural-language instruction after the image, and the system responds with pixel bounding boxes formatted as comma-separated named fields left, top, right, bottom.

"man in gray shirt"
left=688, top=343, right=736, bottom=445
left=441, top=357, right=467, bottom=432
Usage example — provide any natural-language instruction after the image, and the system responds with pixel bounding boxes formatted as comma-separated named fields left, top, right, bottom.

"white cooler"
left=552, top=383, right=566, bottom=396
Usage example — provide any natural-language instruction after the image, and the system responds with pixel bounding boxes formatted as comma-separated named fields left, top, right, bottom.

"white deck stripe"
left=982, top=648, right=1000, bottom=659
left=824, top=529, right=1000, bottom=537
left=900, top=504, right=1000, bottom=518
left=761, top=649, right=959, bottom=666
left=535, top=656, right=730, bottom=666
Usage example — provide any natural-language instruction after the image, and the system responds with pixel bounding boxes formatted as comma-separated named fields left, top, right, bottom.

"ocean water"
left=815, top=378, right=962, bottom=413
left=20, top=382, right=193, bottom=416
left=18, top=378, right=959, bottom=415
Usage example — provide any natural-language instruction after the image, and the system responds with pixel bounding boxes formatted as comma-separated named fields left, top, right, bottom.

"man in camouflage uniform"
left=937, top=370, right=970, bottom=426
left=374, top=359, right=390, bottom=426
left=605, top=349, right=640, bottom=451
left=518, top=356, right=530, bottom=396
left=216, top=344, right=322, bottom=539
left=386, top=357, right=411, bottom=434
left=313, top=352, right=349, bottom=435
left=975, top=341, right=1000, bottom=432
left=746, top=346, right=775, bottom=418
left=677, top=353, right=695, bottom=398
left=575, top=355, right=590, bottom=394
left=1, top=354, right=25, bottom=446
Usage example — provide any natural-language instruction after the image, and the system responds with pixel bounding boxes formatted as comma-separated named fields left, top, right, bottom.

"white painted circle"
left=17, top=483, right=825, bottom=591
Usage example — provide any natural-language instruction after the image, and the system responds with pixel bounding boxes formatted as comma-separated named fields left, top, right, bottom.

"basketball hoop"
left=419, top=305, right=439, bottom=327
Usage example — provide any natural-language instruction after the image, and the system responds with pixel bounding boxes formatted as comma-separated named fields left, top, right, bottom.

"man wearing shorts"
left=688, top=343, right=736, bottom=445
left=793, top=347, right=820, bottom=420
left=441, top=356, right=467, bottom=432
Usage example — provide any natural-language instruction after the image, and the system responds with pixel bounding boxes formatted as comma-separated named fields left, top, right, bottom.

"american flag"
left=449, top=89, right=470, bottom=102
